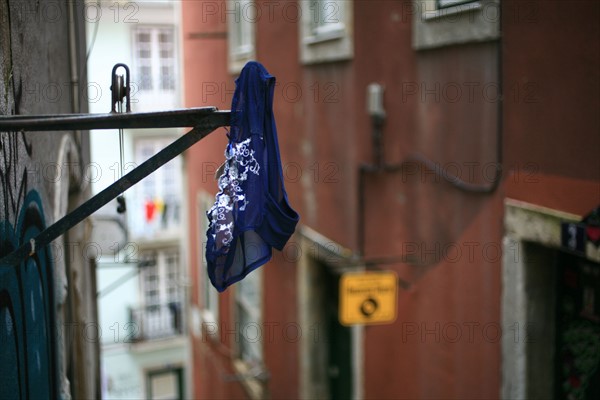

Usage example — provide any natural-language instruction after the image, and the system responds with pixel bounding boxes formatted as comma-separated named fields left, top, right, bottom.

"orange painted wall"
left=182, top=0, right=598, bottom=398
left=353, top=2, right=502, bottom=398
left=182, top=1, right=247, bottom=398
left=502, top=0, right=600, bottom=216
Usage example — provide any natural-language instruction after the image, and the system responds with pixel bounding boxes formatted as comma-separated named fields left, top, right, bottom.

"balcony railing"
left=129, top=302, right=183, bottom=341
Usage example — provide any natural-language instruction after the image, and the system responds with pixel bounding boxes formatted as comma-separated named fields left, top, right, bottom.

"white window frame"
left=232, top=269, right=266, bottom=399
left=300, top=0, right=353, bottom=64
left=136, top=247, right=183, bottom=339
left=196, top=191, right=219, bottom=331
left=412, top=0, right=500, bottom=50
left=131, top=25, right=178, bottom=109
left=234, top=268, right=263, bottom=366
left=139, top=248, right=182, bottom=309
left=228, top=0, right=256, bottom=74
left=437, top=0, right=479, bottom=9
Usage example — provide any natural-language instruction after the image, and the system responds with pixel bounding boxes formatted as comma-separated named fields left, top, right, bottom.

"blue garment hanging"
left=206, top=62, right=299, bottom=292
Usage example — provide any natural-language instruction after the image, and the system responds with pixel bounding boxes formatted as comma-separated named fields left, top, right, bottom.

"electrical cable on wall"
left=359, top=47, right=504, bottom=276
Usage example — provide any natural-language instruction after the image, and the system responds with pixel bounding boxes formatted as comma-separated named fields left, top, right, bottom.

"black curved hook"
left=110, top=63, right=131, bottom=113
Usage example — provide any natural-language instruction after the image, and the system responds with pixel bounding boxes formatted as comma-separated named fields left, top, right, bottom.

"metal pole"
left=0, top=108, right=228, bottom=131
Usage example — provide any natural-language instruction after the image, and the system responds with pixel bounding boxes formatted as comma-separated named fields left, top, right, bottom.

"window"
left=300, top=0, right=353, bottom=64
left=228, top=0, right=256, bottom=74
left=146, top=367, right=183, bottom=400
left=142, top=252, right=160, bottom=308
left=197, top=192, right=219, bottom=327
left=309, top=0, right=346, bottom=40
left=139, top=249, right=182, bottom=310
left=130, top=137, right=182, bottom=239
left=136, top=248, right=183, bottom=340
left=412, top=0, right=500, bottom=50
left=132, top=26, right=178, bottom=109
left=235, top=269, right=263, bottom=366
left=232, top=268, right=266, bottom=399
left=436, top=0, right=478, bottom=9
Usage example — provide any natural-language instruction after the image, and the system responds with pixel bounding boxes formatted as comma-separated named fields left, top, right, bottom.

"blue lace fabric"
left=206, top=62, right=299, bottom=292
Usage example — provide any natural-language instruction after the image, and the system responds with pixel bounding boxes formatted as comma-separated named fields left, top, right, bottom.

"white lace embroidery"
left=208, top=138, right=260, bottom=250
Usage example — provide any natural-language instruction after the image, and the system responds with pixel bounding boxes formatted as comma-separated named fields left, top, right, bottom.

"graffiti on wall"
left=0, top=189, right=57, bottom=399
left=0, top=128, right=58, bottom=399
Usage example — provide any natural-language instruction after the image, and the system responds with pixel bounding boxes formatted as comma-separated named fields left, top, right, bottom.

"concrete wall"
left=0, top=0, right=98, bottom=398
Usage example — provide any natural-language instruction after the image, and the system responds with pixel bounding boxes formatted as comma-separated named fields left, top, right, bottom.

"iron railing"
left=129, top=302, right=183, bottom=341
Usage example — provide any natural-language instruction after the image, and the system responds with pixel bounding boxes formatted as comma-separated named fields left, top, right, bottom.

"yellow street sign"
left=339, top=271, right=398, bottom=326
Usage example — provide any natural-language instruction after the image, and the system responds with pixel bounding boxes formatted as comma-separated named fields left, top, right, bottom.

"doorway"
left=554, top=252, right=600, bottom=399
left=323, top=262, right=353, bottom=400
left=299, top=246, right=356, bottom=399
left=501, top=200, right=600, bottom=399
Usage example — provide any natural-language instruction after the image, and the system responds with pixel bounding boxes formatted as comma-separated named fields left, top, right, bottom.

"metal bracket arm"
left=0, top=110, right=230, bottom=266
left=0, top=107, right=227, bottom=131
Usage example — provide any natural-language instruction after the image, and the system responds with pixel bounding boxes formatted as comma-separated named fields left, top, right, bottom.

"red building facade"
left=182, top=1, right=599, bottom=398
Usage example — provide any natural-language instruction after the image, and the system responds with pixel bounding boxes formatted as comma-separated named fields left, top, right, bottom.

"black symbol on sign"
left=360, top=297, right=379, bottom=317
